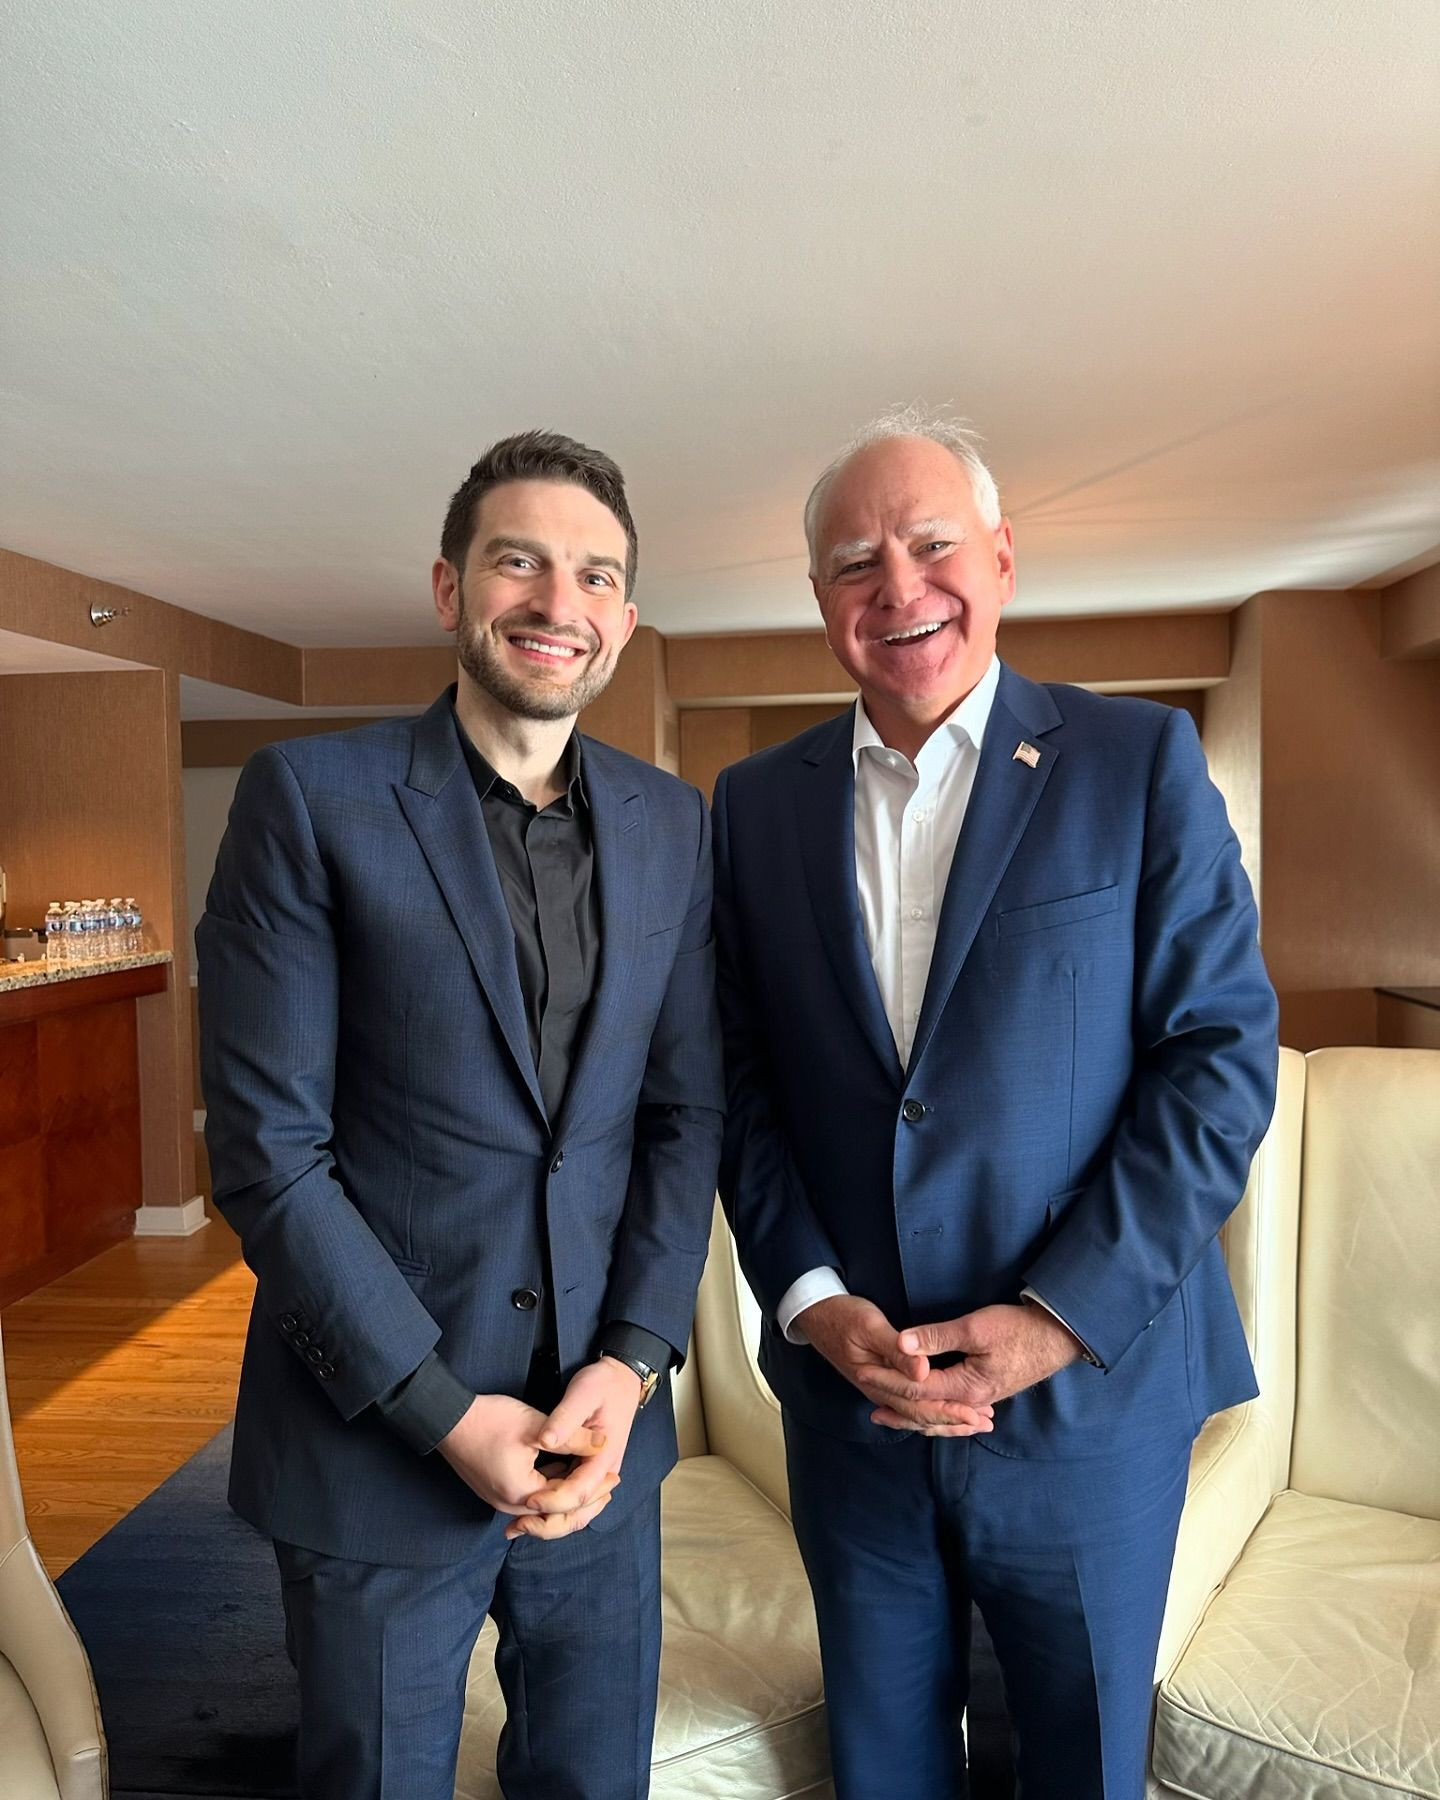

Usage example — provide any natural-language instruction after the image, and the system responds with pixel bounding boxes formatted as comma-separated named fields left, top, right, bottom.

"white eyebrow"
left=903, top=517, right=965, bottom=542
left=826, top=537, right=877, bottom=571
left=824, top=518, right=967, bottom=575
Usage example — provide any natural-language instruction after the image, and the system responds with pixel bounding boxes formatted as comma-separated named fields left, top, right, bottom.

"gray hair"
left=803, top=405, right=1002, bottom=574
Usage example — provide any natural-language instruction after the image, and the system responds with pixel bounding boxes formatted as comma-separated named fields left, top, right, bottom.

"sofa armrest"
left=1154, top=1399, right=1284, bottom=1682
left=0, top=1540, right=106, bottom=1800
left=692, top=1205, right=791, bottom=1519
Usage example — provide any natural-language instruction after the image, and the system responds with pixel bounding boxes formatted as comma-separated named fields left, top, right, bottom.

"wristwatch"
left=605, top=1351, right=662, bottom=1409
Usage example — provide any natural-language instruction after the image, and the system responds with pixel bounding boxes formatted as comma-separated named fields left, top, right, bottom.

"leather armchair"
left=1151, top=1048, right=1440, bottom=1799
left=0, top=1318, right=108, bottom=1799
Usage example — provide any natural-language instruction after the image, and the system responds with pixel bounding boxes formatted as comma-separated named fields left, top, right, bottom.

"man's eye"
left=921, top=541, right=952, bottom=555
left=501, top=555, right=536, bottom=571
left=583, top=572, right=615, bottom=589
left=838, top=560, right=872, bottom=577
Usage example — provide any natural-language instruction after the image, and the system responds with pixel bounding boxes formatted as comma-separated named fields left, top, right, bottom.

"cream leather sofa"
left=456, top=1204, right=833, bottom=1799
left=0, top=1320, right=107, bottom=1800
left=1150, top=1048, right=1440, bottom=1800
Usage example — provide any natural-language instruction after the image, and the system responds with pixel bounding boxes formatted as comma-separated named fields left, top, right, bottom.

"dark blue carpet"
left=57, top=1423, right=1015, bottom=1798
left=58, top=1426, right=299, bottom=1799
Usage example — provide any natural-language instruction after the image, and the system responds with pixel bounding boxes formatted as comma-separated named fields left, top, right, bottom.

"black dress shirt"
left=375, top=706, right=676, bottom=1454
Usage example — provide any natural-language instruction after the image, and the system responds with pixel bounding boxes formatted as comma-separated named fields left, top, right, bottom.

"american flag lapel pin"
left=1013, top=741, right=1041, bottom=769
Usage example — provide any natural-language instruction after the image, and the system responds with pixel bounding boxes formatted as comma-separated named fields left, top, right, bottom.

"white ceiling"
left=3, top=0, right=1437, bottom=648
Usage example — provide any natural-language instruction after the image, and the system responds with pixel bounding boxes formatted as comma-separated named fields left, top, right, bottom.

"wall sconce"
left=89, top=603, right=131, bottom=628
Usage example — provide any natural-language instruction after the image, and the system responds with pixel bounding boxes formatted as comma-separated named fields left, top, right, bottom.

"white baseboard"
left=134, top=1196, right=211, bottom=1236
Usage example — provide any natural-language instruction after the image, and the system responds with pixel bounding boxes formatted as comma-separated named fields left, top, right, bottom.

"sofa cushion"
left=0, top=1650, right=62, bottom=1800
left=456, top=1454, right=830, bottom=1799
left=1154, top=1489, right=1440, bottom=1800
left=1292, top=1047, right=1440, bottom=1520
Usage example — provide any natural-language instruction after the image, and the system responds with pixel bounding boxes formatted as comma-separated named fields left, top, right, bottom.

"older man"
left=713, top=408, right=1278, bottom=1799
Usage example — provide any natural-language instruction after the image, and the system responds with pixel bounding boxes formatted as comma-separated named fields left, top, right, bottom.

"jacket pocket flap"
left=996, top=884, right=1120, bottom=938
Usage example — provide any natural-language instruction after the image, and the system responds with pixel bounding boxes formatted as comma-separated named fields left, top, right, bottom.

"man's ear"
left=811, top=578, right=832, bottom=648
left=433, top=558, right=462, bottom=632
left=619, top=599, right=639, bottom=649
left=994, top=520, right=1017, bottom=607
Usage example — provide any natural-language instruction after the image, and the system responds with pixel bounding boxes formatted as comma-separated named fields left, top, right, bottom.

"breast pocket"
left=996, top=884, right=1121, bottom=938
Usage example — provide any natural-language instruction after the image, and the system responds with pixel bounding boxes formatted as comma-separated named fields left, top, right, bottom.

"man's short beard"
left=455, top=599, right=617, bottom=722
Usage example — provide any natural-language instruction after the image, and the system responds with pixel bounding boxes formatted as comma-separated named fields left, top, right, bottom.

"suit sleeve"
left=599, top=785, right=725, bottom=1364
left=1022, top=706, right=1279, bottom=1370
left=713, top=767, right=847, bottom=1320
left=196, top=745, right=444, bottom=1422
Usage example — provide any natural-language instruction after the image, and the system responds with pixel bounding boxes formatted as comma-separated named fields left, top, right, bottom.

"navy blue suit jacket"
left=714, top=666, right=1278, bottom=1457
left=197, top=692, right=724, bottom=1565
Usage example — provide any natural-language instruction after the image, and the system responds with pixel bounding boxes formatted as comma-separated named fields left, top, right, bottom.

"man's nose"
left=524, top=569, right=584, bottom=622
left=875, top=551, right=926, bottom=609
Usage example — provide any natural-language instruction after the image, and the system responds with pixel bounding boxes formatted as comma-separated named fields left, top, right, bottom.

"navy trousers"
left=274, top=1491, right=662, bottom=1800
left=783, top=1413, right=1192, bottom=1800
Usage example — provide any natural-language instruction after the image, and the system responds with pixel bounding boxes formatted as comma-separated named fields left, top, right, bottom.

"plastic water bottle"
left=126, top=899, right=144, bottom=955
left=108, top=899, right=125, bottom=959
left=45, top=903, right=64, bottom=965
left=64, top=903, right=86, bottom=963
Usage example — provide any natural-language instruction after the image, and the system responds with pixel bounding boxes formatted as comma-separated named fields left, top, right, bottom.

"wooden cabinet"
left=0, top=960, right=168, bottom=1305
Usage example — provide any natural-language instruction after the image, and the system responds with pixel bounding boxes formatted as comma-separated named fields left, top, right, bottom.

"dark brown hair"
left=440, top=430, right=638, bottom=597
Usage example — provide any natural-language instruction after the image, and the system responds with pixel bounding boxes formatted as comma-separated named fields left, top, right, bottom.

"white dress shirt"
left=776, top=657, right=999, bottom=1340
left=775, top=658, right=1093, bottom=1358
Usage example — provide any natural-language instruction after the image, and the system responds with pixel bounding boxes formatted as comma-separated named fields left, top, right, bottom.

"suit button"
left=511, top=1288, right=540, bottom=1311
left=293, top=1332, right=311, bottom=1348
left=316, top=1362, right=336, bottom=1380
left=902, top=1099, right=927, bottom=1123
left=305, top=1345, right=325, bottom=1364
left=550, top=1152, right=565, bottom=1173
left=279, top=1313, right=299, bottom=1332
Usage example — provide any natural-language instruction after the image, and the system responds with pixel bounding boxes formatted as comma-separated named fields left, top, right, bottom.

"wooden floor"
left=2, top=1206, right=253, bottom=1576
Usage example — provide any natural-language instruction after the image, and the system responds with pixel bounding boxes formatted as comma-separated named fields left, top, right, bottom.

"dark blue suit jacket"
left=714, top=665, right=1278, bottom=1457
left=197, top=692, right=723, bottom=1565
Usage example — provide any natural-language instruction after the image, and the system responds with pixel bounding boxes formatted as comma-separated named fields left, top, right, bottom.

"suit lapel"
left=551, top=740, right=645, bottom=1140
left=907, top=667, right=1063, bottom=1074
left=395, top=694, right=547, bottom=1119
left=797, top=710, right=905, bottom=1086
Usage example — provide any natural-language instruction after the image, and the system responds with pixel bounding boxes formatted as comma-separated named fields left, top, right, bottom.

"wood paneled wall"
left=1203, top=589, right=1440, bottom=1049
left=0, top=670, right=195, bottom=1211
left=667, top=612, right=1229, bottom=706
left=1201, top=603, right=1265, bottom=901
left=580, top=627, right=678, bottom=769
left=0, top=549, right=302, bottom=701
left=1380, top=562, right=1440, bottom=661
left=680, top=692, right=1203, bottom=801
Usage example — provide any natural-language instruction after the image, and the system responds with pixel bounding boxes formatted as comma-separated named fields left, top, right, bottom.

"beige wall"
left=183, top=766, right=242, bottom=948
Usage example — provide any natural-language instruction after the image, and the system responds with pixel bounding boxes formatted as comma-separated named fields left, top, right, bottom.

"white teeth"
left=512, top=637, right=581, bottom=659
left=883, top=621, right=945, bottom=644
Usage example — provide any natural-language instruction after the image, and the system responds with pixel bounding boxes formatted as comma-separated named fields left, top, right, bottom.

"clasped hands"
left=796, top=1294, right=1085, bottom=1437
left=438, top=1354, right=643, bottom=1541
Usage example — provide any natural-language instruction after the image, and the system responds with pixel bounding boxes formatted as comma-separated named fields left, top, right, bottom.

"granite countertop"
left=0, top=950, right=173, bottom=991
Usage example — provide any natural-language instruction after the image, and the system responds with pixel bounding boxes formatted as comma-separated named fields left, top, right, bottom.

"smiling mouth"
left=507, top=634, right=585, bottom=662
left=880, top=620, right=949, bottom=646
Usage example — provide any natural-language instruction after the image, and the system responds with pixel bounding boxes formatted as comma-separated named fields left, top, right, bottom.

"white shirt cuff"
left=777, top=1268, right=849, bottom=1344
left=1020, top=1286, right=1103, bottom=1367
